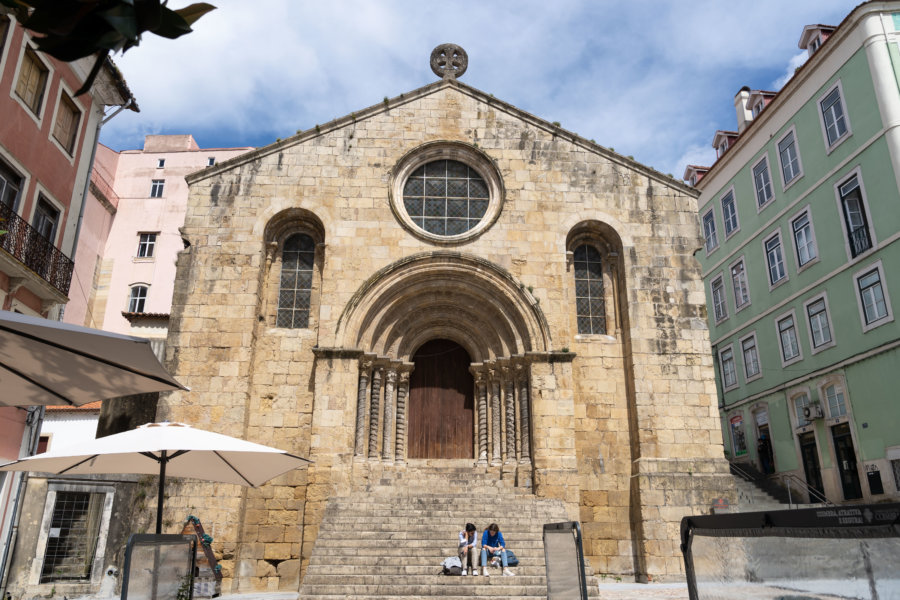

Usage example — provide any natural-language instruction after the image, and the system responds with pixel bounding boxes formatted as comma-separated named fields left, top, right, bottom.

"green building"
left=688, top=2, right=900, bottom=504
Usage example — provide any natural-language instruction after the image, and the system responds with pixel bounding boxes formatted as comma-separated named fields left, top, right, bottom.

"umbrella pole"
left=156, top=450, right=167, bottom=535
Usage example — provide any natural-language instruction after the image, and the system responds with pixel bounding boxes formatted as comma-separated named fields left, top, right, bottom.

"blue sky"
left=99, top=0, right=860, bottom=180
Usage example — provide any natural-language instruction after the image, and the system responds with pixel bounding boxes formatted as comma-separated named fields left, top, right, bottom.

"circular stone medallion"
left=430, top=44, right=468, bottom=79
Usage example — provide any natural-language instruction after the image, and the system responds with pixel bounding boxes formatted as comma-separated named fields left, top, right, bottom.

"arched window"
left=277, top=233, right=315, bottom=328
left=573, top=244, right=605, bottom=334
left=128, top=285, right=148, bottom=313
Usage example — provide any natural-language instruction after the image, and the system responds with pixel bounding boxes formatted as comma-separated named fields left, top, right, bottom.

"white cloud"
left=772, top=51, right=809, bottom=90
left=99, top=0, right=859, bottom=177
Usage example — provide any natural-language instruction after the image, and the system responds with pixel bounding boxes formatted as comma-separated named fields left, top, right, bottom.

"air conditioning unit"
left=802, top=404, right=824, bottom=420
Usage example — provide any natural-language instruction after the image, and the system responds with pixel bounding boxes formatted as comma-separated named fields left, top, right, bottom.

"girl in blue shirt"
left=481, top=523, right=515, bottom=576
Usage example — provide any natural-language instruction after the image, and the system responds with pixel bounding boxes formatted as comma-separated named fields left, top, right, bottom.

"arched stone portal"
left=334, top=252, right=552, bottom=471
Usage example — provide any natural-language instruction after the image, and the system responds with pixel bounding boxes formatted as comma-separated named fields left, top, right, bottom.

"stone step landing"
left=298, top=469, right=599, bottom=598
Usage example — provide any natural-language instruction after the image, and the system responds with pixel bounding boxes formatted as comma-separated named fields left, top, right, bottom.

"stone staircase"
left=298, top=463, right=599, bottom=598
left=730, top=463, right=823, bottom=511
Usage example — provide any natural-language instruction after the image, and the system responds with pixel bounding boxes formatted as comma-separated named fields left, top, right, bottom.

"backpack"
left=505, top=549, right=519, bottom=567
left=441, top=556, right=463, bottom=575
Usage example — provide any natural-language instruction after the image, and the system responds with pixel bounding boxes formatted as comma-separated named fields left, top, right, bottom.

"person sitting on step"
left=480, top=522, right=515, bottom=576
left=458, top=522, right=478, bottom=575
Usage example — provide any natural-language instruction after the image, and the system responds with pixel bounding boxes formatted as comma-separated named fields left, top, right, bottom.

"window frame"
left=790, top=206, right=819, bottom=272
left=762, top=229, right=788, bottom=289
left=752, top=155, right=775, bottom=211
left=790, top=389, right=813, bottom=429
left=817, top=80, right=851, bottom=153
left=729, top=256, right=751, bottom=312
left=853, top=260, right=894, bottom=332
left=719, top=344, right=738, bottom=391
left=739, top=331, right=762, bottom=383
left=149, top=179, right=165, bottom=198
left=775, top=309, right=803, bottom=367
left=50, top=86, right=83, bottom=159
left=804, top=293, right=836, bottom=354
left=31, top=191, right=62, bottom=244
left=0, top=153, right=25, bottom=213
left=136, top=232, right=157, bottom=259
left=571, top=242, right=608, bottom=336
left=276, top=232, right=317, bottom=329
left=207, top=156, right=215, bottom=166
left=157, top=158, right=165, bottom=168
left=822, top=381, right=848, bottom=419
left=834, top=168, right=875, bottom=262
left=127, top=284, right=148, bottom=313
left=776, top=126, right=804, bottom=191
left=710, top=273, right=728, bottom=324
left=12, top=43, right=51, bottom=122
left=702, top=208, right=719, bottom=254
left=30, top=483, right=115, bottom=587
left=720, top=186, right=739, bottom=239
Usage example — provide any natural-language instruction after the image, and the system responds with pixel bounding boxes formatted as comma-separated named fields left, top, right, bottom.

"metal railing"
left=849, top=225, right=872, bottom=257
left=782, top=472, right=833, bottom=507
left=0, top=202, right=74, bottom=295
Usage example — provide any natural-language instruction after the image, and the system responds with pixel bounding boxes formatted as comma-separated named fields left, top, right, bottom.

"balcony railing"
left=849, top=225, right=872, bottom=258
left=0, top=202, right=73, bottom=295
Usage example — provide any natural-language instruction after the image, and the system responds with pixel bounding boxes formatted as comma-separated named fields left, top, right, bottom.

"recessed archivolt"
left=337, top=252, right=551, bottom=361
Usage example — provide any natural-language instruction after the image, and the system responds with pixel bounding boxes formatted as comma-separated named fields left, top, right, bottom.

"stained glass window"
left=573, top=244, right=605, bottom=334
left=403, top=160, right=489, bottom=236
left=277, top=234, right=315, bottom=328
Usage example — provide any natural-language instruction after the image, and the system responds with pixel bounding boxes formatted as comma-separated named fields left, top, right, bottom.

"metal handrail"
left=728, top=461, right=756, bottom=482
left=0, top=202, right=73, bottom=295
left=782, top=472, right=833, bottom=507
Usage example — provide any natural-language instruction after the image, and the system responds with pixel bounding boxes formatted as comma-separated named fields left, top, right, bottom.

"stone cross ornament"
left=430, top=44, right=468, bottom=80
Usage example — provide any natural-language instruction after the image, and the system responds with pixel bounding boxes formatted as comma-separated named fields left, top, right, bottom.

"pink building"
left=0, top=13, right=136, bottom=594
left=69, top=135, right=253, bottom=350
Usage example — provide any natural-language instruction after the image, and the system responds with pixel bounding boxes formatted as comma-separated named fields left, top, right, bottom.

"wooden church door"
left=407, top=339, right=474, bottom=459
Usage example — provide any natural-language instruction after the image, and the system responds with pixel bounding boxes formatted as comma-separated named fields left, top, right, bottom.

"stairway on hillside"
left=298, top=463, right=599, bottom=599
left=730, top=463, right=822, bottom=511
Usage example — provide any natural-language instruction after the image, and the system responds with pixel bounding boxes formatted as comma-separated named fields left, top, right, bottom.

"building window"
left=702, top=209, right=718, bottom=252
left=729, top=414, right=747, bottom=456
left=33, top=197, right=60, bottom=242
left=794, top=392, right=812, bottom=427
left=855, top=263, right=892, bottom=328
left=157, top=158, right=165, bottom=168
left=753, top=157, right=774, bottom=209
left=0, top=159, right=22, bottom=211
left=15, top=47, right=49, bottom=115
left=838, top=175, right=871, bottom=258
left=892, top=459, right=900, bottom=492
left=764, top=233, right=786, bottom=285
left=52, top=93, right=81, bottom=154
left=824, top=384, right=846, bottom=418
left=128, top=285, right=148, bottom=313
left=711, top=276, right=727, bottom=323
left=806, top=297, right=833, bottom=349
left=741, top=334, right=761, bottom=379
left=277, top=233, right=315, bottom=328
left=720, top=346, right=737, bottom=389
left=402, top=159, right=489, bottom=237
left=731, top=259, right=750, bottom=309
left=150, top=179, right=165, bottom=198
left=721, top=190, right=738, bottom=236
left=0, top=16, right=9, bottom=52
left=207, top=157, right=215, bottom=166
left=136, top=233, right=157, bottom=258
left=40, top=491, right=105, bottom=583
left=820, top=85, right=849, bottom=148
left=792, top=211, right=817, bottom=267
left=777, top=129, right=802, bottom=186
left=573, top=244, right=606, bottom=335
left=777, top=314, right=801, bottom=363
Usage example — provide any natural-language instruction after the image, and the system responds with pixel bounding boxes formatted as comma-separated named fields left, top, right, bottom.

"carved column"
left=516, top=362, right=531, bottom=463
left=503, top=366, right=517, bottom=464
left=382, top=366, right=397, bottom=463
left=472, top=367, right=488, bottom=465
left=368, top=365, right=383, bottom=460
left=395, top=367, right=411, bottom=464
left=490, top=368, right=502, bottom=466
left=354, top=358, right=373, bottom=459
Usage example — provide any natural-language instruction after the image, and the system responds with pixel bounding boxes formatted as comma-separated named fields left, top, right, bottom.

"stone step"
left=308, top=555, right=546, bottom=567
left=301, top=574, right=549, bottom=585
left=312, top=540, right=545, bottom=551
left=304, top=565, right=550, bottom=576
left=314, top=530, right=547, bottom=540
left=298, top=583, right=547, bottom=595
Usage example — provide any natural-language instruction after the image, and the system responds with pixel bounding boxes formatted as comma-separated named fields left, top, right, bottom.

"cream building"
left=159, top=46, right=732, bottom=591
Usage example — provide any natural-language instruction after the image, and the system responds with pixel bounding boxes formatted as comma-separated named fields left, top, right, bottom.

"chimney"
left=734, top=86, right=752, bottom=132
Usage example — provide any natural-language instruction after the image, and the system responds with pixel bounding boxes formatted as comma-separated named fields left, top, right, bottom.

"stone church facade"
left=159, top=48, right=732, bottom=591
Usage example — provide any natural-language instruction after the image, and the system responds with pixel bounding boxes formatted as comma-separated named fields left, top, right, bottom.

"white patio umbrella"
left=0, top=310, right=185, bottom=406
left=0, top=422, right=311, bottom=533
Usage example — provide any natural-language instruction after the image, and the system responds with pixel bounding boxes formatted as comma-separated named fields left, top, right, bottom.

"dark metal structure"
left=543, top=521, right=588, bottom=600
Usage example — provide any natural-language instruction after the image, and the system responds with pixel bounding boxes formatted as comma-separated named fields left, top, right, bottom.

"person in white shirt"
left=458, top=522, right=478, bottom=575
